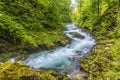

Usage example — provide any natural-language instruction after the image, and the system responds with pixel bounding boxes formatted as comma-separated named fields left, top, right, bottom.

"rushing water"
left=24, top=24, right=95, bottom=73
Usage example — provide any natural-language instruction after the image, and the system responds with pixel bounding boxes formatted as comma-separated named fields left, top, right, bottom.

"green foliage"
left=72, top=0, right=120, bottom=79
left=72, top=0, right=119, bottom=32
left=0, top=13, right=35, bottom=45
left=80, top=37, right=120, bottom=79
left=0, top=1, right=72, bottom=79
left=0, top=0, right=71, bottom=47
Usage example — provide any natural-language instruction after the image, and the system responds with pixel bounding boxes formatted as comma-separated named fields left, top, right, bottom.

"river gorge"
left=24, top=24, right=96, bottom=74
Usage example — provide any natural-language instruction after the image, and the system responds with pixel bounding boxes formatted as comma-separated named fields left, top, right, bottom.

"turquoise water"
left=24, top=24, right=96, bottom=73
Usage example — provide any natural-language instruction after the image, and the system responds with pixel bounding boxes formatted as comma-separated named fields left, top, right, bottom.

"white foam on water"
left=24, top=24, right=96, bottom=73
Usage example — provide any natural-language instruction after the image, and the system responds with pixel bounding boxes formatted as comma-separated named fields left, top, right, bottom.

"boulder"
left=76, top=51, right=82, bottom=56
left=70, top=32, right=85, bottom=39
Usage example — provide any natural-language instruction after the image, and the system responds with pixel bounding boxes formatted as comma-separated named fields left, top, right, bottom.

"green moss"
left=80, top=30, right=120, bottom=79
left=0, top=61, right=70, bottom=80
left=74, top=0, right=120, bottom=79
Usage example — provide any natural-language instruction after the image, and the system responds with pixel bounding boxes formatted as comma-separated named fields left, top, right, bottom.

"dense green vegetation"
left=72, top=0, right=120, bottom=79
left=0, top=0, right=71, bottom=62
left=0, top=0, right=72, bottom=79
left=0, top=0, right=120, bottom=80
left=0, top=0, right=71, bottom=48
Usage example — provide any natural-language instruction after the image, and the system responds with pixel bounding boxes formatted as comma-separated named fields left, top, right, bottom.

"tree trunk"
left=98, top=0, right=100, bottom=17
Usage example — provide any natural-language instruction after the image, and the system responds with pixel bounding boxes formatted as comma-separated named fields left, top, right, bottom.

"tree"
left=0, top=0, right=71, bottom=46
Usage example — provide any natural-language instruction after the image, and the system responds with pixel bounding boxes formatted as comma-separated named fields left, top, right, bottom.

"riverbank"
left=0, top=30, right=72, bottom=80
left=74, top=0, right=120, bottom=79
left=0, top=24, right=95, bottom=80
left=0, top=0, right=71, bottom=62
left=79, top=33, right=120, bottom=79
left=0, top=34, right=70, bottom=62
left=0, top=61, right=71, bottom=80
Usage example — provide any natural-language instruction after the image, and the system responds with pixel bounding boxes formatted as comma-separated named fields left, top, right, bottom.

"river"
left=24, top=24, right=96, bottom=74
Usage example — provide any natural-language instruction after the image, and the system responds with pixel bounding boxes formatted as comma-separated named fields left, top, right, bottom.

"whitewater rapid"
left=24, top=24, right=96, bottom=73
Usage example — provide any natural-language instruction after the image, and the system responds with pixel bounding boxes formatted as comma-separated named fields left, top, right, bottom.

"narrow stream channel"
left=24, top=24, right=96, bottom=73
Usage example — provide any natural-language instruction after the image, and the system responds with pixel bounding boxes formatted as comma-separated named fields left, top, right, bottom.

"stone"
left=0, top=62, right=3, bottom=64
left=76, top=51, right=82, bottom=55
left=70, top=32, right=85, bottom=39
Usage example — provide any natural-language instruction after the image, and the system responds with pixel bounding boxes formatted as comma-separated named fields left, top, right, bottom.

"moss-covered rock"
left=70, top=32, right=85, bottom=39
left=0, top=61, right=70, bottom=80
left=80, top=35, right=120, bottom=79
